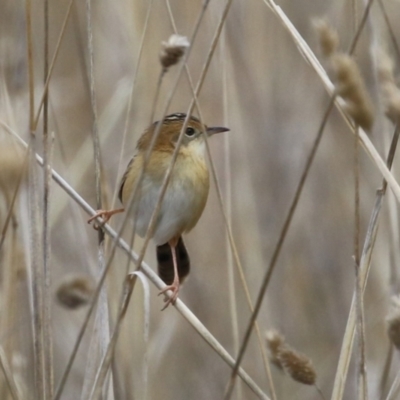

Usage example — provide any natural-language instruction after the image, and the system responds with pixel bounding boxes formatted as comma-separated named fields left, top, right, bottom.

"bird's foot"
left=87, top=208, right=124, bottom=230
left=158, top=281, right=180, bottom=311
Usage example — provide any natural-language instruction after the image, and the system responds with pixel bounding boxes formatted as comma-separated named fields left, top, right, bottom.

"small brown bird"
left=89, top=113, right=229, bottom=308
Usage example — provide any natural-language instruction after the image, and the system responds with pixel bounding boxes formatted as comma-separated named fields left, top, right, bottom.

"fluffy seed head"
left=332, top=54, right=374, bottom=131
left=387, top=295, right=400, bottom=349
left=313, top=18, right=339, bottom=58
left=265, top=330, right=286, bottom=368
left=159, top=34, right=190, bottom=70
left=277, top=347, right=317, bottom=385
left=266, top=329, right=317, bottom=385
left=56, top=275, right=94, bottom=309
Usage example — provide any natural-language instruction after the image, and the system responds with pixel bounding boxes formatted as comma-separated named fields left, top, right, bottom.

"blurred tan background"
left=1, top=0, right=400, bottom=399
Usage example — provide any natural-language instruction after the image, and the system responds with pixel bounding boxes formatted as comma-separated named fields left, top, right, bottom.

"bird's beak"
left=206, top=126, right=230, bottom=136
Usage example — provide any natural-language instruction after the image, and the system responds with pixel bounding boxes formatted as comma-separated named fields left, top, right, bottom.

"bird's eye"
left=185, top=127, right=196, bottom=137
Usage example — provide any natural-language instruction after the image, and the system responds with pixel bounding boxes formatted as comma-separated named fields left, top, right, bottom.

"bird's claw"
left=87, top=208, right=124, bottom=230
left=87, top=210, right=110, bottom=230
left=158, top=283, right=179, bottom=311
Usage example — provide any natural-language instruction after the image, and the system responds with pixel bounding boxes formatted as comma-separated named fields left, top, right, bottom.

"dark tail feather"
left=156, top=237, right=190, bottom=285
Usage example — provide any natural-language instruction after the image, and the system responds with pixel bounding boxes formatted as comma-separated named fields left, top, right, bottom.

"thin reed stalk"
left=80, top=0, right=112, bottom=399
left=220, top=17, right=243, bottom=400
left=110, top=0, right=155, bottom=211
left=0, top=151, right=29, bottom=251
left=25, top=0, right=47, bottom=396
left=42, top=0, right=54, bottom=395
left=33, top=0, right=75, bottom=130
left=354, top=127, right=369, bottom=400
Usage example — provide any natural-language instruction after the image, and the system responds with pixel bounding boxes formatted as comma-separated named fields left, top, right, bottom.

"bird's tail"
left=156, top=237, right=190, bottom=285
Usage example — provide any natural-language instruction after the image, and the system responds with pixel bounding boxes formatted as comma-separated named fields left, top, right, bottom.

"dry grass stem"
left=149, top=71, right=165, bottom=127
left=81, top=0, right=113, bottom=395
left=33, top=0, right=75, bottom=129
left=385, top=373, right=400, bottom=400
left=41, top=0, right=52, bottom=381
left=25, top=0, right=34, bottom=132
left=88, top=271, right=150, bottom=400
left=42, top=132, right=54, bottom=399
left=42, top=0, right=53, bottom=392
left=28, top=143, right=46, bottom=399
left=111, top=0, right=155, bottom=213
left=355, top=261, right=368, bottom=400
left=0, top=146, right=27, bottom=251
left=87, top=275, right=135, bottom=400
left=220, top=29, right=244, bottom=400
left=353, top=128, right=368, bottom=399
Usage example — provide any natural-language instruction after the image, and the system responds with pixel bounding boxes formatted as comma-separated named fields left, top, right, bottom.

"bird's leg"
left=87, top=208, right=124, bottom=229
left=158, top=237, right=180, bottom=310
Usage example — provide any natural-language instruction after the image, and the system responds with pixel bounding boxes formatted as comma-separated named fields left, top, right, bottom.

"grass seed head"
left=265, top=329, right=286, bottom=369
left=266, top=329, right=317, bottom=385
left=313, top=18, right=339, bottom=58
left=159, top=34, right=190, bottom=71
left=56, top=275, right=94, bottom=309
left=277, top=346, right=317, bottom=385
left=332, top=53, right=374, bottom=131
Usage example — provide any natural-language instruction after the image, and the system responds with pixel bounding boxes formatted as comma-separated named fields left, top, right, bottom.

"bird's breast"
left=122, top=142, right=210, bottom=245
left=169, top=145, right=210, bottom=231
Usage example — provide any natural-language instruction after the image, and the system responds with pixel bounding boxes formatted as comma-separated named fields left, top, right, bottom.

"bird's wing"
left=118, top=155, right=136, bottom=203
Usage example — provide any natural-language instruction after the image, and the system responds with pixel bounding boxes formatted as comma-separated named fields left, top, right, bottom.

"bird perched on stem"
left=88, top=113, right=229, bottom=309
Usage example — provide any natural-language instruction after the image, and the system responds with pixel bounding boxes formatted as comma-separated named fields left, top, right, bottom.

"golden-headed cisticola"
left=89, top=113, right=229, bottom=308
